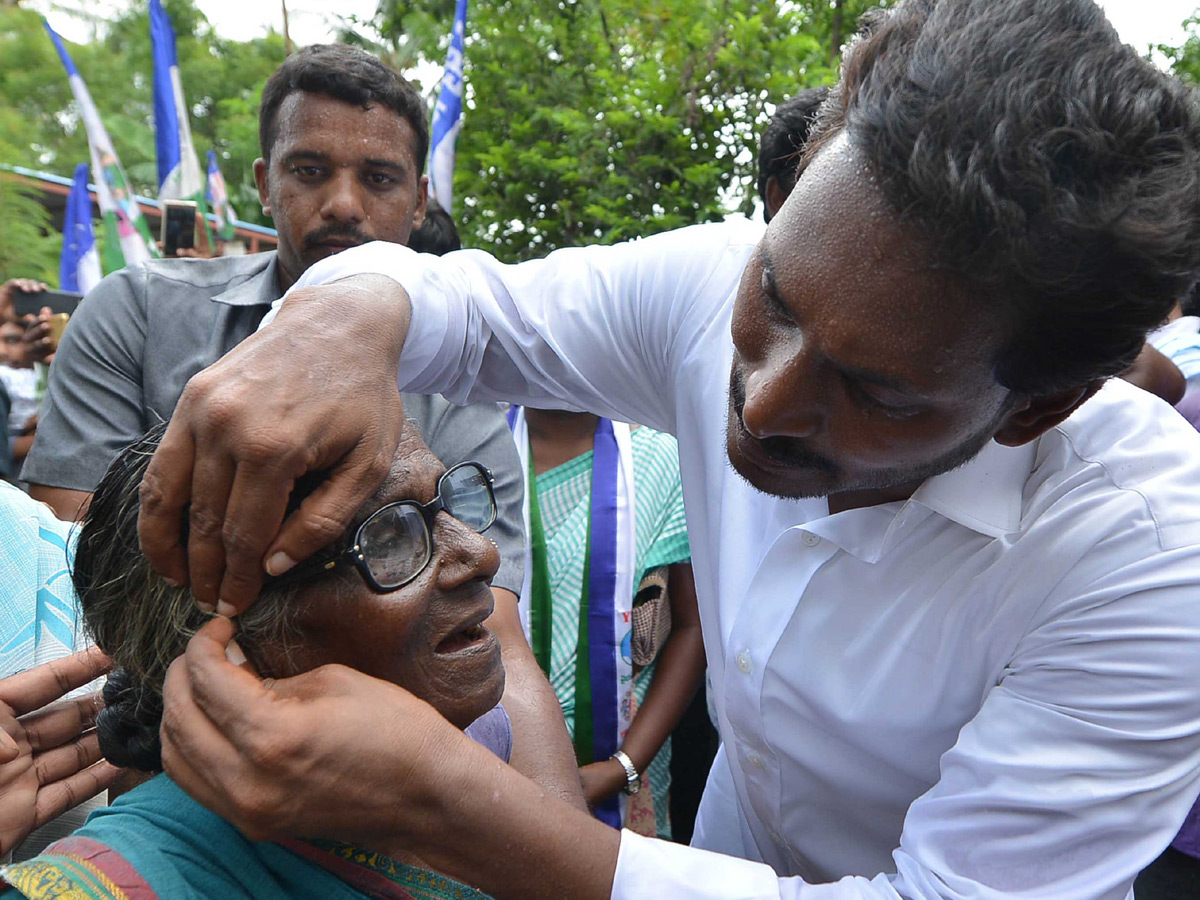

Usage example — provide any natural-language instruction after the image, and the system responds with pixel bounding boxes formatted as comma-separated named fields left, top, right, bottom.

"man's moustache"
left=303, top=228, right=371, bottom=250
left=730, top=368, right=838, bottom=473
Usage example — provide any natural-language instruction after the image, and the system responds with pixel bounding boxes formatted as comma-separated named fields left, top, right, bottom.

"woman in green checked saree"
left=507, top=407, right=706, bottom=839
left=1, top=426, right=513, bottom=900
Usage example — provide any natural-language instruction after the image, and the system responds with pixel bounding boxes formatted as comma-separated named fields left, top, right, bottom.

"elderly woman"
left=0, top=425, right=512, bottom=900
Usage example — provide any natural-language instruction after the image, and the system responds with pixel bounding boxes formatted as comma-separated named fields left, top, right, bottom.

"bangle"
left=611, top=749, right=641, bottom=795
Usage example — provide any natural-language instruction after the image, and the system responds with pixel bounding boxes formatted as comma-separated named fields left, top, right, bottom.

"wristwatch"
left=611, top=749, right=641, bottom=795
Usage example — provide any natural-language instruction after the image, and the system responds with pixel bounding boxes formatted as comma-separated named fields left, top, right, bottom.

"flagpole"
left=282, top=0, right=293, bottom=55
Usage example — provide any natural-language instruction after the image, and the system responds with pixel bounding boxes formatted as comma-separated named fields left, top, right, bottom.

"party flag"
left=429, top=0, right=468, bottom=213
left=60, top=162, right=102, bottom=294
left=151, top=0, right=204, bottom=202
left=206, top=151, right=238, bottom=241
left=44, top=20, right=157, bottom=271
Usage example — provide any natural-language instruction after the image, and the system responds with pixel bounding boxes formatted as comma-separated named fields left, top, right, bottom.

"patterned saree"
left=1, top=707, right=512, bottom=900
left=0, top=776, right=492, bottom=900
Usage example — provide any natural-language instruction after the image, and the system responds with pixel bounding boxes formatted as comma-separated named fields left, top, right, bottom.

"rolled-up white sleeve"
left=285, top=219, right=762, bottom=434
left=614, top=832, right=904, bottom=900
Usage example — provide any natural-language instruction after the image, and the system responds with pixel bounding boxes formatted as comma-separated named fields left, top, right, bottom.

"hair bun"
left=97, top=668, right=164, bottom=772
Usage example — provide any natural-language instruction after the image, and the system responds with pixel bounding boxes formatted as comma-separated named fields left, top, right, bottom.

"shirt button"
left=801, top=531, right=821, bottom=547
left=747, top=751, right=765, bottom=769
left=736, top=650, right=752, bottom=673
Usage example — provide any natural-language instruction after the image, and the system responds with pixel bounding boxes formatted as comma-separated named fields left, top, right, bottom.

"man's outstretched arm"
left=139, top=223, right=755, bottom=613
left=138, top=275, right=413, bottom=614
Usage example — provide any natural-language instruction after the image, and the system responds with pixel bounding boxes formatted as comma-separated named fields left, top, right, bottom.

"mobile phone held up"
left=12, top=288, right=83, bottom=318
left=160, top=199, right=197, bottom=257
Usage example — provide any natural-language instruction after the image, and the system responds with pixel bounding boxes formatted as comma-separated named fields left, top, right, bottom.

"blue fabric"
left=0, top=384, right=10, bottom=481
left=463, top=705, right=513, bottom=763
left=587, top=417, right=621, bottom=827
left=149, top=0, right=181, bottom=191
left=59, top=163, right=95, bottom=292
left=16, top=775, right=416, bottom=899
left=0, top=483, right=85, bottom=679
left=42, top=20, right=80, bottom=78
left=428, top=0, right=468, bottom=210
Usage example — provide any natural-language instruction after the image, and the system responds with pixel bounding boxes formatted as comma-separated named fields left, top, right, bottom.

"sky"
left=1096, top=0, right=1195, bottom=57
left=33, top=0, right=1197, bottom=65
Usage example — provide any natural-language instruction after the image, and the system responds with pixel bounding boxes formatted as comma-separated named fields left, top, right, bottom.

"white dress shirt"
left=291, top=218, right=1200, bottom=900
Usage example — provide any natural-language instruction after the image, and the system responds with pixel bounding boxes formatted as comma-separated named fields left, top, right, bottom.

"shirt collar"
left=796, top=438, right=1036, bottom=565
left=210, top=252, right=282, bottom=307
left=910, top=438, right=1037, bottom=538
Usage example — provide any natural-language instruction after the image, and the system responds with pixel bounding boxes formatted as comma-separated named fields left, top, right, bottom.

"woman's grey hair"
left=72, top=424, right=354, bottom=769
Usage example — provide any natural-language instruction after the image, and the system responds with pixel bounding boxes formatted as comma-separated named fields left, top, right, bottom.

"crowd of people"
left=4, top=0, right=1200, bottom=898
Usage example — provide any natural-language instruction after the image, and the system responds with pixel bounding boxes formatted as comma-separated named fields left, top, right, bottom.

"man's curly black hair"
left=799, top=0, right=1200, bottom=396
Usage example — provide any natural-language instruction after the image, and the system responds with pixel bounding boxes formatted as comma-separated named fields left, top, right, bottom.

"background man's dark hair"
left=407, top=202, right=462, bottom=256
left=801, top=0, right=1200, bottom=396
left=258, top=44, right=430, bottom=170
left=757, top=87, right=829, bottom=223
left=1184, top=283, right=1200, bottom=319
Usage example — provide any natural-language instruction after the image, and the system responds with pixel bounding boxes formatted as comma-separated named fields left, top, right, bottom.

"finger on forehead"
left=34, top=731, right=104, bottom=785
left=139, top=418, right=198, bottom=586
left=22, top=691, right=105, bottom=752
left=214, top=460, right=297, bottom=615
left=186, top=448, right=238, bottom=609
left=35, top=761, right=124, bottom=829
left=0, top=648, right=112, bottom=716
left=267, top=443, right=397, bottom=576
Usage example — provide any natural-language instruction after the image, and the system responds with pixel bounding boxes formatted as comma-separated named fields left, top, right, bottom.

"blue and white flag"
left=44, top=20, right=156, bottom=270
left=206, top=151, right=238, bottom=241
left=150, top=0, right=204, bottom=202
left=60, top=162, right=102, bottom=295
left=429, top=0, right=468, bottom=213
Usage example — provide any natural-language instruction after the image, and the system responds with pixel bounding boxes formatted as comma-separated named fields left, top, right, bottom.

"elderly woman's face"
left=258, top=432, right=505, bottom=728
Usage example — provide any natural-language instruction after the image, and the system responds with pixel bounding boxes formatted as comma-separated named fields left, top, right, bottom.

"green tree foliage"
left=0, top=175, right=60, bottom=284
left=0, top=103, right=59, bottom=283
left=1, top=0, right=893, bottom=274
left=0, top=1, right=284, bottom=227
left=1158, top=13, right=1200, bottom=84
left=371, top=0, right=892, bottom=260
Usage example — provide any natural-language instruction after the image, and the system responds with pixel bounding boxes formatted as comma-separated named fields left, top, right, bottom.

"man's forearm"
left=488, top=588, right=585, bottom=809
left=413, top=740, right=619, bottom=900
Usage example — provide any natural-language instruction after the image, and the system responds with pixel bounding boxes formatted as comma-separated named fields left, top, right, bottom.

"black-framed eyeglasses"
left=287, top=461, right=497, bottom=593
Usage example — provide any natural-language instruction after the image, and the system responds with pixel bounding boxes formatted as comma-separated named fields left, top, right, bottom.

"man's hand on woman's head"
left=0, top=647, right=122, bottom=856
left=160, top=616, right=480, bottom=850
left=163, top=617, right=622, bottom=900
left=138, top=275, right=414, bottom=616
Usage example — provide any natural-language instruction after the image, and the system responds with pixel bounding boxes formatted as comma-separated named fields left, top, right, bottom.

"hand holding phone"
left=1, top=279, right=49, bottom=319
left=12, top=288, right=82, bottom=318
left=160, top=200, right=198, bottom=257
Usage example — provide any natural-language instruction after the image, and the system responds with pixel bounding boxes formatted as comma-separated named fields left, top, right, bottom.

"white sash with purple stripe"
left=508, top=407, right=637, bottom=827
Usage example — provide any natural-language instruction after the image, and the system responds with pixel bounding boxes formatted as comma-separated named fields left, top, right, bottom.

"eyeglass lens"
left=358, top=505, right=431, bottom=588
left=359, top=464, right=495, bottom=588
left=439, top=464, right=497, bottom=531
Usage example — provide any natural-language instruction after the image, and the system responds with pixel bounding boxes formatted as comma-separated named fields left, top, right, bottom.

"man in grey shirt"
left=24, top=44, right=582, bottom=802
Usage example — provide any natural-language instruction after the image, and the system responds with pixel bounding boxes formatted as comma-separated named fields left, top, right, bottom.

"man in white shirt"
left=139, top=1, right=1200, bottom=898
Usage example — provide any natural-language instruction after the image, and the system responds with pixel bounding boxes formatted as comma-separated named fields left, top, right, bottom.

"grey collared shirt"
left=24, top=251, right=525, bottom=593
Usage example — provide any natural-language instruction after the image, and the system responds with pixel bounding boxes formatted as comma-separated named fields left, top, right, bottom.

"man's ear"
left=412, top=175, right=430, bottom=231
left=253, top=158, right=271, bottom=218
left=993, top=380, right=1105, bottom=446
left=764, top=175, right=789, bottom=223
